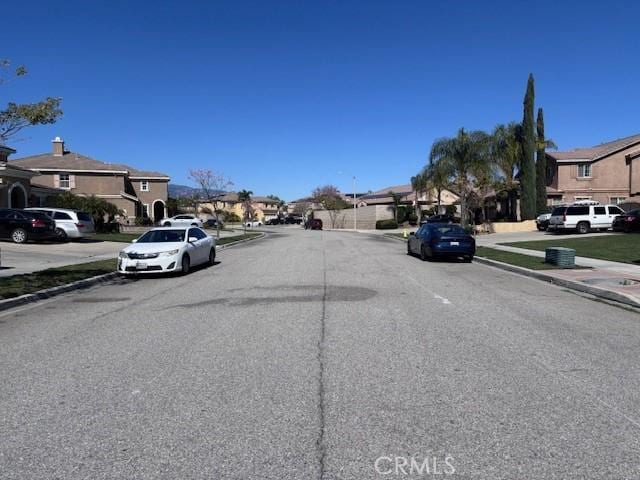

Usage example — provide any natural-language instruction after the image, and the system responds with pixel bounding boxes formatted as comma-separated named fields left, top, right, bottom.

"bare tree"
left=312, top=185, right=349, bottom=229
left=188, top=169, right=233, bottom=238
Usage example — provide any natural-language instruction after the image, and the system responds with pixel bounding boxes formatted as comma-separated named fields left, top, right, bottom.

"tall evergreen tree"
left=520, top=74, right=537, bottom=220
left=535, top=108, right=547, bottom=214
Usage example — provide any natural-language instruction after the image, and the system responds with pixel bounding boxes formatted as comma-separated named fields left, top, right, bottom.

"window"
left=140, top=180, right=149, bottom=192
left=54, top=211, right=72, bottom=220
left=566, top=206, right=589, bottom=216
left=142, top=204, right=149, bottom=218
left=577, top=164, right=592, bottom=178
left=610, top=197, right=626, bottom=205
left=574, top=196, right=592, bottom=202
left=59, top=173, right=70, bottom=189
left=594, top=207, right=606, bottom=215
left=188, top=228, right=206, bottom=240
left=608, top=206, right=624, bottom=215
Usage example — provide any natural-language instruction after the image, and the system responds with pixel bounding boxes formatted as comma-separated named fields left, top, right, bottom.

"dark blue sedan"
left=407, top=223, right=475, bottom=262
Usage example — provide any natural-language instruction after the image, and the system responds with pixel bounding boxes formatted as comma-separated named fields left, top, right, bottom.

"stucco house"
left=546, top=133, right=640, bottom=206
left=10, top=137, right=170, bottom=223
left=197, top=192, right=282, bottom=221
left=357, top=184, right=459, bottom=214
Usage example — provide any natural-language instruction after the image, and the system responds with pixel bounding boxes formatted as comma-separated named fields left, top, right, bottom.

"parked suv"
left=548, top=201, right=624, bottom=234
left=25, top=208, right=95, bottom=241
left=0, top=209, right=56, bottom=243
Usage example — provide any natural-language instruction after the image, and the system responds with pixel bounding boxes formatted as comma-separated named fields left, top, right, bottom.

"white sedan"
left=161, top=214, right=204, bottom=228
left=117, top=227, right=215, bottom=275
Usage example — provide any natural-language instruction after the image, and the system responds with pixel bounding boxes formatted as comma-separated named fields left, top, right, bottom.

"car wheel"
left=181, top=254, right=191, bottom=275
left=209, top=248, right=216, bottom=266
left=163, top=222, right=171, bottom=227
left=54, top=227, right=68, bottom=241
left=420, top=244, right=428, bottom=261
left=576, top=222, right=589, bottom=234
left=464, top=255, right=473, bottom=263
left=11, top=228, right=27, bottom=244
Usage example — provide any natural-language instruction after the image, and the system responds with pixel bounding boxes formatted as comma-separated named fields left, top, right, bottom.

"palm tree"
left=411, top=172, right=432, bottom=220
left=492, top=123, right=522, bottom=221
left=424, top=160, right=451, bottom=214
left=237, top=189, right=253, bottom=233
left=429, top=128, right=491, bottom=227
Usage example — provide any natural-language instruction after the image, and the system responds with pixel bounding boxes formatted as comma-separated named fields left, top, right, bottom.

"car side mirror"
left=188, top=236, right=198, bottom=243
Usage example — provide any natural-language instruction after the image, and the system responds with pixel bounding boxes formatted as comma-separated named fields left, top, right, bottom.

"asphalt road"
left=2, top=227, right=640, bottom=479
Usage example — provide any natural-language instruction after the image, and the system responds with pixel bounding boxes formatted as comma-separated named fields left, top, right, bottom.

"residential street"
left=2, top=228, right=640, bottom=479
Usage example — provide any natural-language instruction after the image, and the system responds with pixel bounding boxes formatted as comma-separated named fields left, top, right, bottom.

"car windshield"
left=137, top=229, right=186, bottom=243
left=429, top=225, right=466, bottom=235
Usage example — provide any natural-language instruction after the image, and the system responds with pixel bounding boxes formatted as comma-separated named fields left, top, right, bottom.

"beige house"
left=357, top=184, right=459, bottom=214
left=197, top=192, right=281, bottom=221
left=546, top=133, right=640, bottom=206
left=11, top=137, right=170, bottom=223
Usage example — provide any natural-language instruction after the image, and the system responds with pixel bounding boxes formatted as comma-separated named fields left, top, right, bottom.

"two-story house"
left=546, top=133, right=640, bottom=206
left=10, top=137, right=170, bottom=223
left=197, top=192, right=281, bottom=221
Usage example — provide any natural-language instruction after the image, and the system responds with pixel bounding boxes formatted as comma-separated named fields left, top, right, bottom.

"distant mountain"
left=168, top=184, right=201, bottom=198
left=168, top=184, right=227, bottom=199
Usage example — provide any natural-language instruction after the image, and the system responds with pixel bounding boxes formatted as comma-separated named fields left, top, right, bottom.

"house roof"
left=548, top=133, right=640, bottom=163
left=10, top=151, right=169, bottom=178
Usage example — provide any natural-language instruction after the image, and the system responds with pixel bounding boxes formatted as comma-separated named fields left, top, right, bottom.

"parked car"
left=284, top=216, right=303, bottom=224
left=423, top=214, right=456, bottom=224
left=245, top=220, right=263, bottom=227
left=407, top=223, right=475, bottom=261
left=612, top=209, right=640, bottom=233
left=536, top=213, right=551, bottom=231
left=118, top=227, right=215, bottom=275
left=0, top=208, right=56, bottom=243
left=265, top=218, right=282, bottom=225
left=305, top=219, right=323, bottom=230
left=204, top=218, right=224, bottom=229
left=24, top=207, right=95, bottom=241
left=548, top=201, right=625, bottom=234
left=161, top=215, right=204, bottom=228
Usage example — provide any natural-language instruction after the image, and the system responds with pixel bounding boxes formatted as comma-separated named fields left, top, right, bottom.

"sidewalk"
left=477, top=233, right=640, bottom=307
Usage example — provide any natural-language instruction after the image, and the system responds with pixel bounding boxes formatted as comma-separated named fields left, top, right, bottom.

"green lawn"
left=0, top=259, right=117, bottom=300
left=475, top=247, right=585, bottom=270
left=216, top=232, right=262, bottom=245
left=92, top=232, right=141, bottom=243
left=501, top=234, right=640, bottom=264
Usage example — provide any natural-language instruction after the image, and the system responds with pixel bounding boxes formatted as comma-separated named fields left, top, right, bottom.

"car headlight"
left=119, top=251, right=128, bottom=258
left=160, top=249, right=180, bottom=257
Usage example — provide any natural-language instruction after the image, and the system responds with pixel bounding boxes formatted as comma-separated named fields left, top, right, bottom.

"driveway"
left=0, top=240, right=123, bottom=277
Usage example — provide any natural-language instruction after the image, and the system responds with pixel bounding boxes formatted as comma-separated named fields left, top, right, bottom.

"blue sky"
left=2, top=0, right=639, bottom=200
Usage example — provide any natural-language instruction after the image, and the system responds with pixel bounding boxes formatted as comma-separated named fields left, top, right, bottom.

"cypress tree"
left=535, top=108, right=547, bottom=214
left=520, top=74, right=537, bottom=220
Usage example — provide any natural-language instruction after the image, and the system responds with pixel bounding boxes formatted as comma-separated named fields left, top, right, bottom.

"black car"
left=204, top=218, right=224, bottom=229
left=0, top=208, right=56, bottom=243
left=304, top=219, right=323, bottom=230
left=408, top=223, right=475, bottom=261
left=423, top=214, right=456, bottom=224
left=265, top=218, right=282, bottom=225
left=284, top=216, right=303, bottom=224
left=613, top=209, right=640, bottom=232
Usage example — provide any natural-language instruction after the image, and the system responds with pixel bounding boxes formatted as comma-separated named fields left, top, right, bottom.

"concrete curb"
left=216, top=232, right=266, bottom=250
left=0, top=234, right=268, bottom=313
left=0, top=272, right=120, bottom=312
left=474, top=256, right=640, bottom=309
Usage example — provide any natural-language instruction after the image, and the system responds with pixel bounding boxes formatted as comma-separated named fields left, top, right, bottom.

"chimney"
left=52, top=136, right=65, bottom=156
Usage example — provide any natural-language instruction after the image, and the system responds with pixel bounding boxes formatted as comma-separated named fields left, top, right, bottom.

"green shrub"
left=134, top=216, right=153, bottom=226
left=407, top=213, right=418, bottom=225
left=396, top=206, right=409, bottom=223
left=376, top=219, right=399, bottom=230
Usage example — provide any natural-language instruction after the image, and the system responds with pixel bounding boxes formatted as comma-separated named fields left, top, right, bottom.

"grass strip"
left=501, top=234, right=640, bottom=264
left=0, top=259, right=117, bottom=300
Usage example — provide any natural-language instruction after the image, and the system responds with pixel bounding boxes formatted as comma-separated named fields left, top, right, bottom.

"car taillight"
left=32, top=219, right=46, bottom=228
left=76, top=223, right=84, bottom=228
